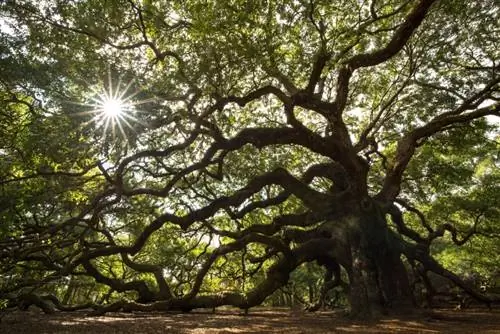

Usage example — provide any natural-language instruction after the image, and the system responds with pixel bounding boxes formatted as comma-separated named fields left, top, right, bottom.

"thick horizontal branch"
left=226, top=85, right=292, bottom=106
left=89, top=238, right=340, bottom=315
left=72, top=163, right=348, bottom=267
left=216, top=127, right=340, bottom=159
left=212, top=210, right=327, bottom=240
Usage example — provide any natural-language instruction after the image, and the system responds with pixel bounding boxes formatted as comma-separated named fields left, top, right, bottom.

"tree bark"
left=344, top=202, right=414, bottom=319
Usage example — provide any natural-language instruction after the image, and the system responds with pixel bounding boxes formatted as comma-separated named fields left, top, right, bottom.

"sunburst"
left=77, top=72, right=151, bottom=139
left=102, top=98, right=124, bottom=117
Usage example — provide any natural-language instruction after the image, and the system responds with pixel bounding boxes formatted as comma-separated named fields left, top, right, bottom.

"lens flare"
left=102, top=98, right=123, bottom=117
left=75, top=71, right=152, bottom=139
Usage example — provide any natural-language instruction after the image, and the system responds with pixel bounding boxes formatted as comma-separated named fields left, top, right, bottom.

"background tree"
left=0, top=0, right=498, bottom=319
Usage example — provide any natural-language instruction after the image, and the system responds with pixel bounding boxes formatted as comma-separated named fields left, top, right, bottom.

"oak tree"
left=1, top=0, right=499, bottom=319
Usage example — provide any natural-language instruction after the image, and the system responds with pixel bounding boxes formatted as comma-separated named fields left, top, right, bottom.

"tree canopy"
left=0, top=0, right=499, bottom=319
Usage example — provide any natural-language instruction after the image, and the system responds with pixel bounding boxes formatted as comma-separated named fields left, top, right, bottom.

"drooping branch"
left=120, top=254, right=173, bottom=300
left=71, top=162, right=349, bottom=269
left=81, top=260, right=155, bottom=303
left=307, top=256, right=346, bottom=312
left=407, top=248, right=493, bottom=307
left=184, top=232, right=291, bottom=301
left=87, top=237, right=340, bottom=316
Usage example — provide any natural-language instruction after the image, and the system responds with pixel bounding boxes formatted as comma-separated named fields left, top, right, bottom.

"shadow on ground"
left=1, top=307, right=500, bottom=333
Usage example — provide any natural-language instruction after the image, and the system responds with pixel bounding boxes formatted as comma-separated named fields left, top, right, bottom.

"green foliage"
left=0, top=0, right=498, bottom=314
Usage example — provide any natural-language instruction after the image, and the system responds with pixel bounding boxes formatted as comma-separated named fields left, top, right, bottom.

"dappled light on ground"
left=2, top=308, right=500, bottom=333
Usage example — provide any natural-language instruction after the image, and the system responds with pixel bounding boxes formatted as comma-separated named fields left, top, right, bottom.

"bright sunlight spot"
left=102, top=98, right=124, bottom=117
left=76, top=72, right=152, bottom=138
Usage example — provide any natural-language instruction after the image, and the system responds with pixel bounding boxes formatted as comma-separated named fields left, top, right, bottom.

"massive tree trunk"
left=341, top=202, right=413, bottom=318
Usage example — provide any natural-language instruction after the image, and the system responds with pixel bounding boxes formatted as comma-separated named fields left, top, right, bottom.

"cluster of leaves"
left=0, top=0, right=498, bottom=316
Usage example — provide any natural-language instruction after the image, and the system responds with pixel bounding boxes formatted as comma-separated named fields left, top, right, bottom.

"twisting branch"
left=429, top=219, right=480, bottom=246
left=378, top=101, right=499, bottom=201
left=87, top=237, right=341, bottom=316
left=333, top=0, right=436, bottom=115
left=386, top=203, right=427, bottom=244
left=305, top=0, right=330, bottom=95
left=395, top=198, right=433, bottom=233
left=69, top=162, right=350, bottom=271
left=403, top=242, right=493, bottom=307
left=81, top=260, right=155, bottom=303
left=346, top=0, right=436, bottom=69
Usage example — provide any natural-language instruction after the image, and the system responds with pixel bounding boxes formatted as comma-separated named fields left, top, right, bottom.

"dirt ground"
left=1, top=307, right=500, bottom=333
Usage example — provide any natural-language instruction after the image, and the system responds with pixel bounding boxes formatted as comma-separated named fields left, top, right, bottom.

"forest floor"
left=1, top=307, right=500, bottom=333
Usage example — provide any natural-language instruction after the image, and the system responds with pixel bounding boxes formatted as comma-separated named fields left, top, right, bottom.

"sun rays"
left=76, top=72, right=152, bottom=139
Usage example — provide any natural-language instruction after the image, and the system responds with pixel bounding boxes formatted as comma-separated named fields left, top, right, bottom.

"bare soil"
left=1, top=307, right=500, bottom=333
